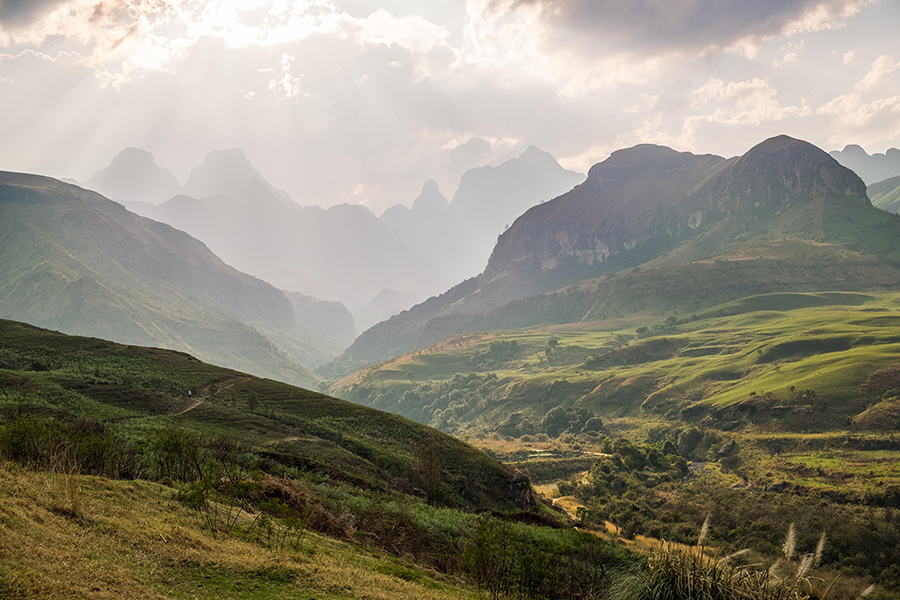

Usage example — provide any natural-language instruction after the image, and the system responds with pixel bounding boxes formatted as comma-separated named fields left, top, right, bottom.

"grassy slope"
left=0, top=319, right=524, bottom=511
left=0, top=464, right=479, bottom=600
left=870, top=175, right=900, bottom=214
left=337, top=291, right=900, bottom=430
left=0, top=173, right=331, bottom=385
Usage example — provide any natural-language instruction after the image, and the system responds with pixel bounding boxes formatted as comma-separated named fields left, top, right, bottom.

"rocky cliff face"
left=329, top=135, right=878, bottom=373
left=486, top=136, right=868, bottom=279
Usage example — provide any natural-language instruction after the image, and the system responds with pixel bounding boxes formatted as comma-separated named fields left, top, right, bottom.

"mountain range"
left=380, top=146, right=585, bottom=285
left=86, top=146, right=585, bottom=335
left=830, top=144, right=900, bottom=185
left=328, top=135, right=900, bottom=375
left=0, top=170, right=333, bottom=386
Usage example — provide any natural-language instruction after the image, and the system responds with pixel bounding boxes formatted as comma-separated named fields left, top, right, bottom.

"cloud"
left=0, top=0, right=70, bottom=27
left=854, top=54, right=897, bottom=92
left=816, top=93, right=900, bottom=145
left=688, top=77, right=812, bottom=125
left=480, top=0, right=869, bottom=59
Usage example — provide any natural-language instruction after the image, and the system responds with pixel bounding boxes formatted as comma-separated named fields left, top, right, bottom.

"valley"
left=5, top=134, right=900, bottom=599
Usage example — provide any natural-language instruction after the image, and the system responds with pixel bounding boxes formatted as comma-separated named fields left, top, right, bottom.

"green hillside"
left=337, top=290, right=900, bottom=435
left=870, top=175, right=900, bottom=214
left=0, top=319, right=526, bottom=510
left=0, top=171, right=336, bottom=387
left=334, top=291, right=900, bottom=593
left=0, top=320, right=657, bottom=599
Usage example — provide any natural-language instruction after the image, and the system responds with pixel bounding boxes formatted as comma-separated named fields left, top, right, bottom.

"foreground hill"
left=0, top=319, right=531, bottom=510
left=329, top=136, right=900, bottom=373
left=1, top=319, right=879, bottom=599
left=0, top=171, right=335, bottom=384
left=0, top=320, right=648, bottom=598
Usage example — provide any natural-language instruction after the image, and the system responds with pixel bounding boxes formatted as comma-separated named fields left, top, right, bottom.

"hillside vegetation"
left=334, top=291, right=900, bottom=595
left=0, top=319, right=658, bottom=599
left=0, top=170, right=336, bottom=385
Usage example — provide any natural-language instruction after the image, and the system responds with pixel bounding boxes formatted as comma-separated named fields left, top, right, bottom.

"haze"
left=0, top=0, right=898, bottom=215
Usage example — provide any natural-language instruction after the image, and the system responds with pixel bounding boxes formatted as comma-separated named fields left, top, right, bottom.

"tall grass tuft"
left=611, top=542, right=812, bottom=600
left=613, top=520, right=849, bottom=600
left=815, top=531, right=827, bottom=566
left=784, top=523, right=797, bottom=561
left=697, top=514, right=710, bottom=546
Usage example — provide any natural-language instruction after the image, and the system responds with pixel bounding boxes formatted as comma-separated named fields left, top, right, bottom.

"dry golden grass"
left=0, top=462, right=478, bottom=600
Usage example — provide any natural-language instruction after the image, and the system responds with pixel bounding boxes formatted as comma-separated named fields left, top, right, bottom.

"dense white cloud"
left=817, top=93, right=900, bottom=146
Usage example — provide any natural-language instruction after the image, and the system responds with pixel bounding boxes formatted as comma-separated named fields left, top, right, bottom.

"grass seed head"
left=784, top=523, right=797, bottom=561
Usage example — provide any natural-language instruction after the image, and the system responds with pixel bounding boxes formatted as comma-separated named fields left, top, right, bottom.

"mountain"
left=182, top=148, right=297, bottom=208
left=130, top=181, right=440, bottom=311
left=0, top=170, right=337, bottom=385
left=283, top=290, right=357, bottom=349
left=869, top=175, right=900, bottom=214
left=329, top=135, right=900, bottom=372
left=380, top=180, right=459, bottom=286
left=86, top=147, right=182, bottom=205
left=353, top=287, right=419, bottom=333
left=380, top=147, right=586, bottom=286
left=830, top=144, right=900, bottom=185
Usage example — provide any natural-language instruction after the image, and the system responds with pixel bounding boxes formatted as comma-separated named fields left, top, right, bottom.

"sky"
left=0, top=0, right=898, bottom=214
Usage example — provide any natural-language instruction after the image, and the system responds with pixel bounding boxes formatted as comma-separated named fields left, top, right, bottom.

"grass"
left=0, top=318, right=525, bottom=512
left=0, top=462, right=479, bottom=600
left=338, top=291, right=900, bottom=437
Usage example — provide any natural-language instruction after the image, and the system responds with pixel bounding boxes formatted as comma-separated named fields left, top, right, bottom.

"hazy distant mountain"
left=0, top=171, right=338, bottom=386
left=380, top=180, right=460, bottom=285
left=869, top=175, right=900, bottom=214
left=130, top=179, right=439, bottom=311
left=353, top=288, right=418, bottom=334
left=283, top=291, right=357, bottom=349
left=182, top=148, right=297, bottom=208
left=329, top=135, right=900, bottom=372
left=86, top=148, right=182, bottom=204
left=380, top=146, right=585, bottom=285
left=830, top=144, right=900, bottom=185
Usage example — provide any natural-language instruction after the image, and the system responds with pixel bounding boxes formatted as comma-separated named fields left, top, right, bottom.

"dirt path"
left=176, top=399, right=202, bottom=414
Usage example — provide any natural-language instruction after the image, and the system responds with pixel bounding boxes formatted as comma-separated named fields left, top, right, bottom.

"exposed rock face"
left=508, top=471, right=536, bottom=510
left=486, top=136, right=868, bottom=279
left=331, top=135, right=877, bottom=372
left=484, top=145, right=727, bottom=278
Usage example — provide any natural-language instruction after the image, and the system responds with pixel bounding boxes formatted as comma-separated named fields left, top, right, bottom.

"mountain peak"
left=412, top=179, right=448, bottom=211
left=109, top=147, right=156, bottom=168
left=742, top=134, right=817, bottom=157
left=588, top=144, right=709, bottom=179
left=840, top=144, right=868, bottom=157
left=183, top=148, right=296, bottom=207
left=86, top=147, right=181, bottom=205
